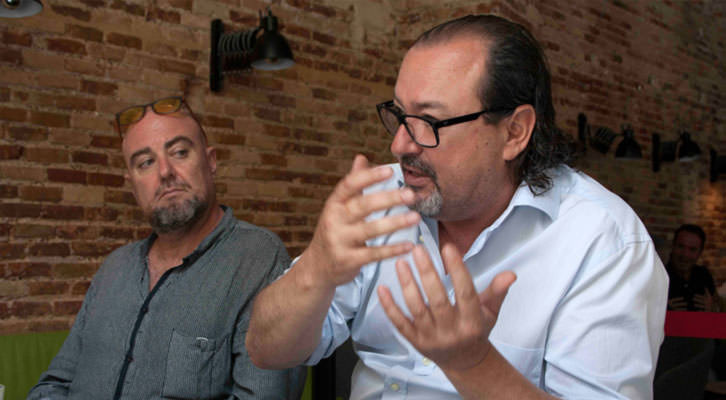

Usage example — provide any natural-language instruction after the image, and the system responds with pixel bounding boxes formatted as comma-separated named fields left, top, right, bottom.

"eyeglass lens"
left=118, top=97, right=183, bottom=127
left=379, top=106, right=437, bottom=147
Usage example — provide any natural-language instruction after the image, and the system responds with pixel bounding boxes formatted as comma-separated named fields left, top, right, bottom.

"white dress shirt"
left=299, top=164, right=668, bottom=399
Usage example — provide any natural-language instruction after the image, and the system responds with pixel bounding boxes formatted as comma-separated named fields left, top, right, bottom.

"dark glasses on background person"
left=114, top=96, right=189, bottom=137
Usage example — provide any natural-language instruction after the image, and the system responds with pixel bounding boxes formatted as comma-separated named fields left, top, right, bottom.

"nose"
left=390, top=123, right=423, bottom=158
left=157, top=155, right=176, bottom=180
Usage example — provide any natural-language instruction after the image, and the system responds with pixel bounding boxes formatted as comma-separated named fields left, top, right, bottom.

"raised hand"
left=692, top=292, right=715, bottom=311
left=302, top=154, right=421, bottom=288
left=377, top=243, right=516, bottom=372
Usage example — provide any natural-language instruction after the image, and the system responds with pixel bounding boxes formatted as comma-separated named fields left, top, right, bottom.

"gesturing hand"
left=378, top=244, right=516, bottom=372
left=302, top=155, right=421, bottom=288
left=667, top=296, right=688, bottom=311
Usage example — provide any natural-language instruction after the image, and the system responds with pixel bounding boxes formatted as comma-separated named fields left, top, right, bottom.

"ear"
left=502, top=104, right=535, bottom=161
left=206, top=146, right=217, bottom=175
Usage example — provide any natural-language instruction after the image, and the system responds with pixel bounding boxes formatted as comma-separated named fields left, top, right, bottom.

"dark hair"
left=413, top=14, right=574, bottom=194
left=674, top=224, right=706, bottom=251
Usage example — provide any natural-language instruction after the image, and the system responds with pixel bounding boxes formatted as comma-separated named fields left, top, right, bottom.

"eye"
left=137, top=158, right=154, bottom=170
left=171, top=148, right=189, bottom=158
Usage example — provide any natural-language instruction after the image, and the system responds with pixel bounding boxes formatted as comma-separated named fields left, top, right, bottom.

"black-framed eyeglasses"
left=114, top=96, right=187, bottom=137
left=376, top=100, right=513, bottom=148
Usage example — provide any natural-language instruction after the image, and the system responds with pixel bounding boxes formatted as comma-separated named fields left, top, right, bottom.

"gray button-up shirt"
left=28, top=206, right=305, bottom=399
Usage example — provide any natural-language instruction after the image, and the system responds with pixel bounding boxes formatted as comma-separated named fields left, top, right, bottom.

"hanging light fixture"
left=0, top=0, right=42, bottom=18
left=652, top=131, right=702, bottom=172
left=577, top=113, right=642, bottom=159
left=209, top=8, right=294, bottom=92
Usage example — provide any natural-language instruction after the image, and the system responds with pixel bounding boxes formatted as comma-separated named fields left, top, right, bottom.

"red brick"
left=110, top=0, right=145, bottom=16
left=85, top=207, right=120, bottom=222
left=313, top=31, right=336, bottom=46
left=53, top=263, right=98, bottom=278
left=168, top=0, right=192, bottom=10
left=268, top=94, right=296, bottom=108
left=0, top=145, right=23, bottom=159
left=90, top=135, right=122, bottom=149
left=55, top=225, right=99, bottom=240
left=66, top=24, right=103, bottom=43
left=0, top=48, right=22, bottom=65
left=10, top=301, right=52, bottom=317
left=30, top=111, right=70, bottom=128
left=242, top=199, right=295, bottom=212
left=8, top=126, right=48, bottom=141
left=72, top=241, right=119, bottom=257
left=28, top=281, right=70, bottom=296
left=80, top=0, right=104, bottom=7
left=71, top=281, right=91, bottom=295
left=253, top=107, right=281, bottom=122
left=47, top=38, right=87, bottom=55
left=42, top=205, right=85, bottom=220
left=0, top=243, right=25, bottom=259
left=51, top=4, right=91, bottom=21
left=28, top=320, right=73, bottom=332
left=0, top=303, right=8, bottom=319
left=6, top=262, right=52, bottom=278
left=148, top=7, right=180, bottom=23
left=48, top=168, right=87, bottom=184
left=54, top=300, right=83, bottom=316
left=158, top=59, right=195, bottom=75
left=311, top=88, right=336, bottom=100
left=28, top=243, right=68, bottom=257
left=2, top=31, right=32, bottom=47
left=51, top=95, right=96, bottom=111
left=72, top=151, right=108, bottom=165
left=100, top=227, right=134, bottom=239
left=0, top=106, right=28, bottom=122
left=106, top=32, right=142, bottom=50
left=0, top=203, right=42, bottom=218
left=105, top=190, right=136, bottom=205
left=260, top=153, right=287, bottom=167
left=0, top=224, right=9, bottom=237
left=0, top=185, right=18, bottom=198
left=87, top=172, right=124, bottom=187
left=19, top=186, right=63, bottom=202
left=215, top=133, right=246, bottom=146
left=13, top=223, right=56, bottom=238
left=24, top=147, right=69, bottom=164
left=81, top=79, right=117, bottom=96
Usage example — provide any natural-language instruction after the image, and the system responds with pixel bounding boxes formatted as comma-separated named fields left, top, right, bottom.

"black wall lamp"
left=711, top=149, right=726, bottom=182
left=0, top=0, right=42, bottom=18
left=210, top=8, right=294, bottom=92
left=577, top=113, right=642, bottom=159
left=651, top=131, right=702, bottom=172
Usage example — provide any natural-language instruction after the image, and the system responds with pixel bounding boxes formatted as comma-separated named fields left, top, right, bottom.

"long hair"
left=413, top=15, right=575, bottom=194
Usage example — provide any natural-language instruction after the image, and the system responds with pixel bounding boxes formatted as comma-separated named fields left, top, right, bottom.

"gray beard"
left=150, top=196, right=206, bottom=234
left=409, top=185, right=443, bottom=217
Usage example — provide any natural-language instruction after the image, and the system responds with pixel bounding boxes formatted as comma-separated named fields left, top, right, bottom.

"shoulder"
left=554, top=166, right=652, bottom=248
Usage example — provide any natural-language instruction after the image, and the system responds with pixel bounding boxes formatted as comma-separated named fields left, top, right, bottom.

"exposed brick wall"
left=0, top=0, right=724, bottom=334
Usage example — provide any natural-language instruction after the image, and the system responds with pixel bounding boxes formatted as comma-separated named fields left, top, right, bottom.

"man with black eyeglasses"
left=247, top=15, right=667, bottom=399
left=28, top=98, right=305, bottom=400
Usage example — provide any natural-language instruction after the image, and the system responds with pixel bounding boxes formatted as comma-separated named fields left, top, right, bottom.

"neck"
left=150, top=202, right=224, bottom=266
left=438, top=183, right=516, bottom=256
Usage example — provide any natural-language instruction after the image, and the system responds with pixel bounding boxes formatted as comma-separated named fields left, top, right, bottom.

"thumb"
left=479, top=271, right=516, bottom=316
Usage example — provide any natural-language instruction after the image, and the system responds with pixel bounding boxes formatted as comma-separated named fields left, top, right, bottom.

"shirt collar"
left=136, top=205, right=235, bottom=263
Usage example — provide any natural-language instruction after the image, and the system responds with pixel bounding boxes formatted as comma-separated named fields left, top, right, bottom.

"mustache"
left=400, top=155, right=437, bottom=180
left=155, top=178, right=191, bottom=197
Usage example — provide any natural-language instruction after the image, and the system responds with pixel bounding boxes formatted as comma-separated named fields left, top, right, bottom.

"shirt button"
left=418, top=235, right=424, bottom=243
left=390, top=383, right=400, bottom=392
left=422, top=357, right=432, bottom=366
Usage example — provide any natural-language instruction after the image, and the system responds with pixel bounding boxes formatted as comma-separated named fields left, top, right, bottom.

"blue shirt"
left=301, top=165, right=668, bottom=399
left=29, top=206, right=306, bottom=400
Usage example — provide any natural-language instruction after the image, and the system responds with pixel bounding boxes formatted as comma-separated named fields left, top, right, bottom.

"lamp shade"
left=0, top=0, right=42, bottom=18
left=615, top=127, right=642, bottom=159
left=678, top=132, right=701, bottom=161
left=251, top=30, right=294, bottom=71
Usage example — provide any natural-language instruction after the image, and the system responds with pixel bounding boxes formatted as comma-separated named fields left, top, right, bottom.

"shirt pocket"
left=162, top=329, right=231, bottom=399
left=491, top=339, right=544, bottom=387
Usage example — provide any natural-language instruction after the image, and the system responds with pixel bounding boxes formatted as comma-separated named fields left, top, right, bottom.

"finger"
left=343, top=242, right=415, bottom=270
left=330, top=158, right=393, bottom=203
left=478, top=271, right=517, bottom=317
left=377, top=284, right=416, bottom=341
left=352, top=211, right=420, bottom=243
left=395, top=258, right=433, bottom=325
left=411, top=246, right=451, bottom=314
left=440, top=244, right=480, bottom=320
left=345, top=188, right=416, bottom=221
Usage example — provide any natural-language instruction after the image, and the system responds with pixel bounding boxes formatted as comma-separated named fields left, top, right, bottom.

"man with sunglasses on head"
left=28, top=97, right=305, bottom=400
left=247, top=14, right=668, bottom=399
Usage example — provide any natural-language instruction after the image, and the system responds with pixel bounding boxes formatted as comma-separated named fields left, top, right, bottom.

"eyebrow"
left=128, top=135, right=195, bottom=165
left=393, top=95, right=447, bottom=113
